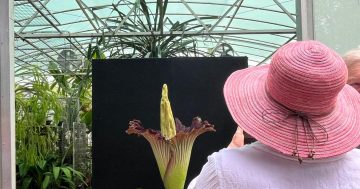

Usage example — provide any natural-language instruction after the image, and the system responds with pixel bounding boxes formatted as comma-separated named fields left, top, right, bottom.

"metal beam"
left=256, top=34, right=296, bottom=66
left=209, top=37, right=275, bottom=52
left=79, top=0, right=112, bottom=32
left=28, top=0, right=86, bottom=57
left=210, top=0, right=243, bottom=54
left=28, top=0, right=61, bottom=32
left=213, top=35, right=282, bottom=49
left=296, top=0, right=314, bottom=40
left=112, top=3, right=137, bottom=33
left=39, top=39, right=80, bottom=69
left=225, top=0, right=243, bottom=30
left=75, top=0, right=99, bottom=33
left=15, top=38, right=90, bottom=60
left=16, top=34, right=79, bottom=75
left=0, top=0, right=16, bottom=188
left=16, top=29, right=296, bottom=38
left=209, top=0, right=244, bottom=32
left=180, top=0, right=209, bottom=31
left=38, top=0, right=60, bottom=25
left=18, top=0, right=50, bottom=33
left=18, top=12, right=295, bottom=33
left=15, top=56, right=52, bottom=76
left=273, top=0, right=296, bottom=23
left=14, top=2, right=296, bottom=21
left=15, top=47, right=51, bottom=64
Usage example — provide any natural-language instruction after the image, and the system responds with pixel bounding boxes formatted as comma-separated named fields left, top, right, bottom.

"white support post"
left=0, top=0, right=16, bottom=188
left=296, top=0, right=314, bottom=40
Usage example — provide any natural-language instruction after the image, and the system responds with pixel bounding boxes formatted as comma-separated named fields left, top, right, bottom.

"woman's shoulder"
left=212, top=142, right=265, bottom=159
left=207, top=142, right=266, bottom=169
left=209, top=142, right=360, bottom=168
left=191, top=143, right=360, bottom=189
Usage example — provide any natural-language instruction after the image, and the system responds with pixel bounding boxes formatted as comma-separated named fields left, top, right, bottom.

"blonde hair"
left=344, top=48, right=360, bottom=86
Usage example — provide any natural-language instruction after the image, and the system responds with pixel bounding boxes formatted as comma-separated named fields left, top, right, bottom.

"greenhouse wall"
left=314, top=0, right=360, bottom=54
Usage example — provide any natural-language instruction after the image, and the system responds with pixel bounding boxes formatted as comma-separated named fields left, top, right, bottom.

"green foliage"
left=48, top=44, right=95, bottom=131
left=16, top=67, right=64, bottom=166
left=16, top=66, right=88, bottom=188
left=17, top=155, right=86, bottom=189
left=99, top=0, right=216, bottom=58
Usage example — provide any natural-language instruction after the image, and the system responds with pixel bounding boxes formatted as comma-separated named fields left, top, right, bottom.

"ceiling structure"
left=14, top=0, right=297, bottom=79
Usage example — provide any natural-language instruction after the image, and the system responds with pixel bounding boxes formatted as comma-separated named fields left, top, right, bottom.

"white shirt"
left=188, top=142, right=360, bottom=189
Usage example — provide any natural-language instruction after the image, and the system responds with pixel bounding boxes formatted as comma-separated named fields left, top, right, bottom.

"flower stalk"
left=126, top=84, right=215, bottom=189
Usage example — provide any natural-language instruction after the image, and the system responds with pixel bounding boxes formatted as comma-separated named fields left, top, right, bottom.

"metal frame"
left=14, top=1, right=297, bottom=22
left=112, top=2, right=137, bottom=33
left=181, top=0, right=210, bottom=31
left=28, top=0, right=86, bottom=57
left=15, top=38, right=89, bottom=60
left=76, top=0, right=99, bottom=33
left=210, top=0, right=244, bottom=53
left=16, top=34, right=79, bottom=74
left=273, top=0, right=296, bottom=23
left=13, top=0, right=298, bottom=72
left=208, top=0, right=244, bottom=32
left=78, top=0, right=112, bottom=32
left=296, top=0, right=314, bottom=40
left=38, top=38, right=80, bottom=69
left=18, top=0, right=50, bottom=33
left=256, top=34, right=297, bottom=65
left=17, top=29, right=296, bottom=38
left=17, top=13, right=295, bottom=35
left=0, top=0, right=16, bottom=188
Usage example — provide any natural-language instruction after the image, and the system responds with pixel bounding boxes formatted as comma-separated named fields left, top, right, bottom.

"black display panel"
left=92, top=57, right=248, bottom=188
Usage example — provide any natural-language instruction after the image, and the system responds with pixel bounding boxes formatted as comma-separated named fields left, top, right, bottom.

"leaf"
left=139, top=0, right=152, bottom=30
left=97, top=33, right=104, bottom=45
left=19, top=163, right=29, bottom=177
left=65, top=166, right=85, bottom=178
left=158, top=0, right=168, bottom=33
left=157, top=45, right=162, bottom=58
left=144, top=52, right=151, bottom=58
left=62, top=177, right=76, bottom=188
left=81, top=110, right=92, bottom=129
left=53, top=166, right=60, bottom=180
left=21, top=177, right=32, bottom=189
left=87, top=44, right=92, bottom=60
left=61, top=167, right=72, bottom=180
left=41, top=175, right=50, bottom=189
left=37, top=160, right=47, bottom=170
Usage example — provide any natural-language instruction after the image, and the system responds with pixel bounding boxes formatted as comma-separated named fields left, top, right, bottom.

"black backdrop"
left=92, top=57, right=248, bottom=189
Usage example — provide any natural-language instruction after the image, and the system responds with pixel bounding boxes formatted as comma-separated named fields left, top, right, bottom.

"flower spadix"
left=160, top=84, right=176, bottom=140
left=126, top=84, right=215, bottom=189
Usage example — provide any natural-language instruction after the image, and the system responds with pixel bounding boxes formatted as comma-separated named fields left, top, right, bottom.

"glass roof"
left=14, top=0, right=297, bottom=79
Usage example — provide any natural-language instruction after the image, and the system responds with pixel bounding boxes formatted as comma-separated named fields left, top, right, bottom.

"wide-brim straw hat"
left=224, top=41, right=360, bottom=160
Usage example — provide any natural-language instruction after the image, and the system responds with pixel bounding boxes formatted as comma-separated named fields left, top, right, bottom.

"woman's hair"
left=344, top=48, right=360, bottom=92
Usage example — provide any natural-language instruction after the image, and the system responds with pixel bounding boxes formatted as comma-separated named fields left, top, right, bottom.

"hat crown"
left=266, top=41, right=348, bottom=115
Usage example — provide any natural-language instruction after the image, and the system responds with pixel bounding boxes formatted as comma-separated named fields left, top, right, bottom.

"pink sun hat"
left=224, top=40, right=360, bottom=161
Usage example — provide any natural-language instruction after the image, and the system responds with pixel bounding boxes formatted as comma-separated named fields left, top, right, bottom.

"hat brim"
left=224, top=65, right=360, bottom=159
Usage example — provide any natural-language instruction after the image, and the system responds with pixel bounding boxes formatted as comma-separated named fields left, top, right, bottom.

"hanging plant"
left=96, top=0, right=217, bottom=58
left=15, top=66, right=64, bottom=166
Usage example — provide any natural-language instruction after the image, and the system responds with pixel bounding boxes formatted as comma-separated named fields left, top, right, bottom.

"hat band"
left=263, top=86, right=329, bottom=163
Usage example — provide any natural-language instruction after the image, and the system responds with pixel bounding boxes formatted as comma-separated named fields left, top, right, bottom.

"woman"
left=229, top=48, right=360, bottom=149
left=188, top=41, right=360, bottom=189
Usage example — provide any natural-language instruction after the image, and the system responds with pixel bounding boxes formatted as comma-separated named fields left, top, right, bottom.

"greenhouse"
left=1, top=0, right=360, bottom=188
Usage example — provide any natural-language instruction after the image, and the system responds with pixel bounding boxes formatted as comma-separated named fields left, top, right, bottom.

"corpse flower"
left=126, top=84, right=215, bottom=189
